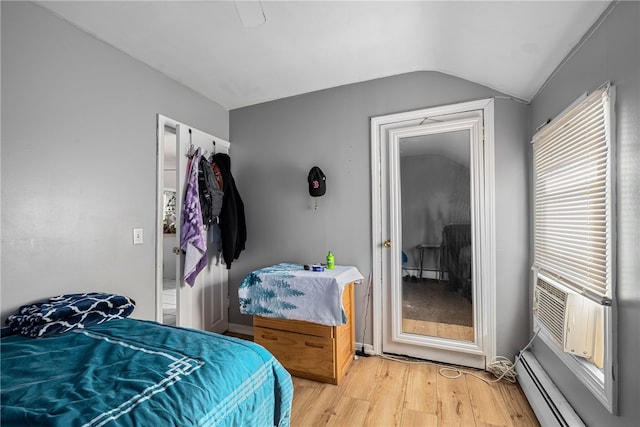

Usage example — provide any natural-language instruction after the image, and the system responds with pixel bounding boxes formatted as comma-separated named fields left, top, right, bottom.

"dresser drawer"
left=254, top=326, right=335, bottom=380
left=253, top=316, right=333, bottom=338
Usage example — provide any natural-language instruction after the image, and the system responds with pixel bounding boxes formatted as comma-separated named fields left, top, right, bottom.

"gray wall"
left=529, top=2, right=639, bottom=425
left=493, top=97, right=531, bottom=360
left=1, top=1, right=229, bottom=321
left=230, top=71, right=531, bottom=358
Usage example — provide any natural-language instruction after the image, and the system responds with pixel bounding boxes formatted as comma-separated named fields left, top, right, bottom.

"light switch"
left=133, top=228, right=144, bottom=245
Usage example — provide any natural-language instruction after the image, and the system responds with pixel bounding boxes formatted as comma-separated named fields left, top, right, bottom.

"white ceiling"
left=36, top=1, right=610, bottom=110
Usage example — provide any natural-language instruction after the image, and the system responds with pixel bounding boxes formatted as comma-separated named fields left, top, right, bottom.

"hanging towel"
left=181, top=148, right=207, bottom=286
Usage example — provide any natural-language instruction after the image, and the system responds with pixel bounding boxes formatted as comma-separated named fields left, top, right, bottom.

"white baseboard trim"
left=402, top=268, right=445, bottom=281
left=355, top=342, right=376, bottom=356
left=227, top=322, right=254, bottom=336
left=516, top=350, right=585, bottom=427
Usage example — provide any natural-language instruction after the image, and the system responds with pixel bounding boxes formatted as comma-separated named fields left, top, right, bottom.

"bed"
left=1, top=294, right=293, bottom=427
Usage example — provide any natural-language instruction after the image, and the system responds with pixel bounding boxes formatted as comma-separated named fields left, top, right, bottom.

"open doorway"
left=155, top=115, right=231, bottom=332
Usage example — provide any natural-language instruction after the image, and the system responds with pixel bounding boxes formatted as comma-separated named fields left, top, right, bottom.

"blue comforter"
left=1, top=319, right=293, bottom=427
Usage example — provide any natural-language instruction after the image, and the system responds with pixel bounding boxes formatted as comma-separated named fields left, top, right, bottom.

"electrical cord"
left=380, top=328, right=541, bottom=385
left=357, top=274, right=372, bottom=355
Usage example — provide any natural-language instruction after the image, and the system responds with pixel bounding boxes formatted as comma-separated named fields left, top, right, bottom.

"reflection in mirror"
left=162, top=126, right=177, bottom=326
left=163, top=191, right=177, bottom=234
left=399, top=130, right=473, bottom=341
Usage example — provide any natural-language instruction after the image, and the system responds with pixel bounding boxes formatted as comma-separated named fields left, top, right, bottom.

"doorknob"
left=172, top=247, right=181, bottom=255
left=384, top=240, right=391, bottom=248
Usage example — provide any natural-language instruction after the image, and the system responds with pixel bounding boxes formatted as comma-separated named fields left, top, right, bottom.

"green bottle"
left=326, top=251, right=335, bottom=269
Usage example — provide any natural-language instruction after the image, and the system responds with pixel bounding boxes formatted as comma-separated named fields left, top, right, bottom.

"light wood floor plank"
left=325, top=396, right=370, bottom=427
left=291, top=385, right=341, bottom=426
left=339, top=355, right=380, bottom=400
left=498, top=379, right=540, bottom=426
left=404, top=362, right=438, bottom=415
left=466, top=372, right=513, bottom=426
left=403, top=318, right=474, bottom=342
left=436, top=374, right=477, bottom=426
left=292, top=376, right=324, bottom=389
left=403, top=318, right=438, bottom=336
left=362, top=357, right=409, bottom=426
left=289, top=385, right=316, bottom=426
left=401, top=408, right=439, bottom=427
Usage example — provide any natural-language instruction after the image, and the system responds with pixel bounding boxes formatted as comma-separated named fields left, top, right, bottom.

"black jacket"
left=211, top=153, right=246, bottom=269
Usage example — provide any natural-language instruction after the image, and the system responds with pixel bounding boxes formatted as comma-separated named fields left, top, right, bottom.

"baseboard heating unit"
left=515, top=350, right=585, bottom=427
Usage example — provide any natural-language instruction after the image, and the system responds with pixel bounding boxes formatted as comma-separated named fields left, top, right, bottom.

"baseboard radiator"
left=516, top=350, right=585, bottom=427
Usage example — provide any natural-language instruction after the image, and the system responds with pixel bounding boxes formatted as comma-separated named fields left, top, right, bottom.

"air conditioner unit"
left=533, top=275, right=604, bottom=367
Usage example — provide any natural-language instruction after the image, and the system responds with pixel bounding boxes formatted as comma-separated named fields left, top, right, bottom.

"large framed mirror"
left=372, top=98, right=495, bottom=369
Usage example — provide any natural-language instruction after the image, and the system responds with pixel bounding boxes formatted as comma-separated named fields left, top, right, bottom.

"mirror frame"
left=371, top=98, right=496, bottom=365
left=389, top=119, right=483, bottom=354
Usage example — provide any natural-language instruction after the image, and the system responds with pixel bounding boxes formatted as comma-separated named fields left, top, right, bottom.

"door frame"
left=370, top=99, right=496, bottom=366
left=155, top=114, right=231, bottom=332
left=156, top=114, right=177, bottom=324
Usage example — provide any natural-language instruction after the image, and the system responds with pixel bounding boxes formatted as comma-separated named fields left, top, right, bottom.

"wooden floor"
left=224, top=332, right=539, bottom=426
left=290, top=355, right=540, bottom=427
left=403, top=318, right=474, bottom=342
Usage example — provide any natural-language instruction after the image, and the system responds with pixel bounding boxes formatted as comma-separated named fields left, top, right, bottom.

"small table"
left=416, top=244, right=440, bottom=279
left=240, top=263, right=364, bottom=384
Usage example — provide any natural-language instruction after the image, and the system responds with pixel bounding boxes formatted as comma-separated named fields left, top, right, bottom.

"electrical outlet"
left=133, top=228, right=144, bottom=245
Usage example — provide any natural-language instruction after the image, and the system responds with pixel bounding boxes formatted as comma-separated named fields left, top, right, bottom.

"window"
left=532, top=83, right=616, bottom=413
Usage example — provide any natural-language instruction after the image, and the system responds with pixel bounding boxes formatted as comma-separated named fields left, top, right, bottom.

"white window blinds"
left=532, top=84, right=614, bottom=306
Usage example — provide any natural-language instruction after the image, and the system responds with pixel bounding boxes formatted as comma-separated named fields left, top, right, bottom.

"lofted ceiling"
left=36, top=1, right=611, bottom=110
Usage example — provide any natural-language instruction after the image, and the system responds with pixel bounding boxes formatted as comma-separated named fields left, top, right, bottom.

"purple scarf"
left=181, top=149, right=207, bottom=286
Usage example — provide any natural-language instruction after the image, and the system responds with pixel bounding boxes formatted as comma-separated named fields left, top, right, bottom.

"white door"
left=371, top=100, right=496, bottom=369
left=156, top=115, right=230, bottom=333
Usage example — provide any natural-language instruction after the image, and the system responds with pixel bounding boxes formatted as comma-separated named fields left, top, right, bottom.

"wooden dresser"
left=253, top=282, right=355, bottom=385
